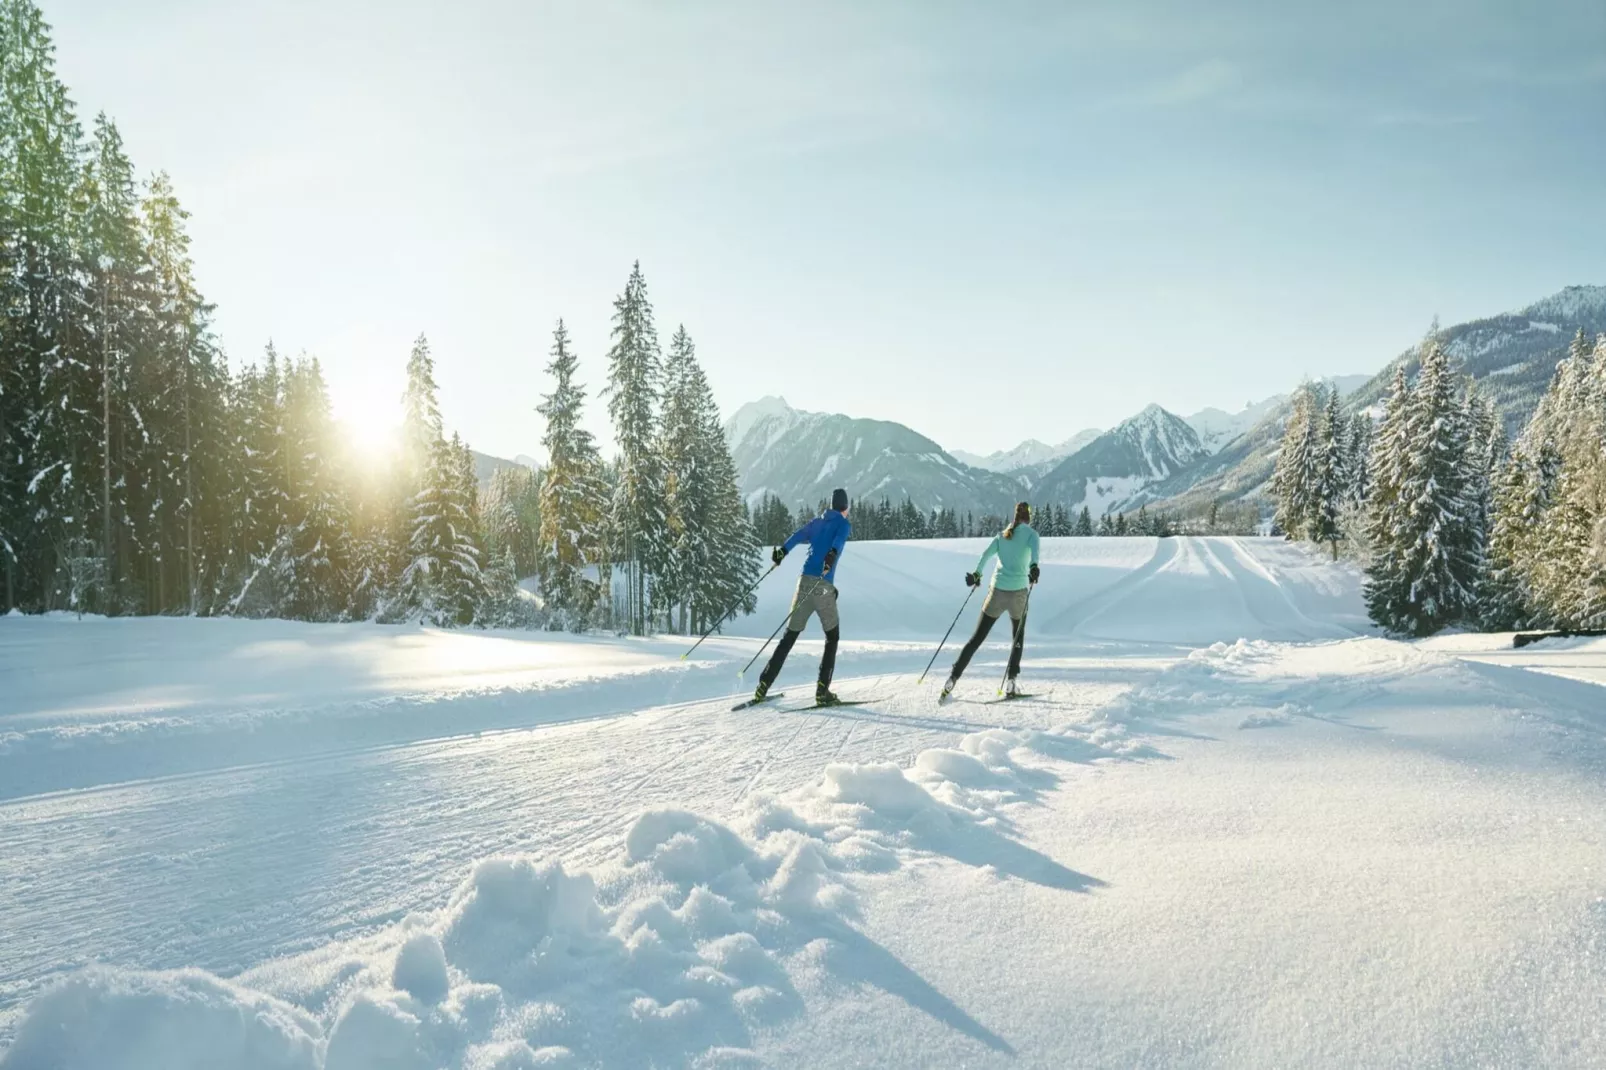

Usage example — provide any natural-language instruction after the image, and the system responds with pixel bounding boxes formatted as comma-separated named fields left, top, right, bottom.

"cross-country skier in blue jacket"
left=752, top=488, right=851, bottom=707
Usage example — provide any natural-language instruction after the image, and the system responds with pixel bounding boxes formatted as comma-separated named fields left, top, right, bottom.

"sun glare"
left=334, top=393, right=401, bottom=464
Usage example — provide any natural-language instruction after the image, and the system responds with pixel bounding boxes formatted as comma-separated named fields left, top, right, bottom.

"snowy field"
left=2, top=537, right=1603, bottom=1068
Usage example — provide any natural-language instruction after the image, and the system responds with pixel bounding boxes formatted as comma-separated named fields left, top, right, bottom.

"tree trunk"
left=101, top=273, right=114, bottom=598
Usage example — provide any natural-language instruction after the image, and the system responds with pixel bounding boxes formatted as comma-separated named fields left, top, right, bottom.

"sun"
left=333, top=391, right=401, bottom=464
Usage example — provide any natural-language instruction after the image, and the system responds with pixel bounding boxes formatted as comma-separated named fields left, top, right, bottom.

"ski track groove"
left=0, top=537, right=1382, bottom=1042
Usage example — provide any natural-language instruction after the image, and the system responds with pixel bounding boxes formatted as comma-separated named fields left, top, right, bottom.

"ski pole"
left=739, top=611, right=792, bottom=679
left=998, top=583, right=1034, bottom=696
left=917, top=585, right=979, bottom=685
left=680, top=563, right=779, bottom=660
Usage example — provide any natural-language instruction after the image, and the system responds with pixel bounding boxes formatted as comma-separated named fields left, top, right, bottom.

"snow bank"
left=1, top=969, right=321, bottom=1070
left=3, top=712, right=1134, bottom=1069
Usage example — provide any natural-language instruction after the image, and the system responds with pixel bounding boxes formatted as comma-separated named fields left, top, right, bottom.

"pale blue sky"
left=46, top=0, right=1606, bottom=459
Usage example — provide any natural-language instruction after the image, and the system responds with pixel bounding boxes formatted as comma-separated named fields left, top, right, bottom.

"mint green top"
left=974, top=523, right=1040, bottom=592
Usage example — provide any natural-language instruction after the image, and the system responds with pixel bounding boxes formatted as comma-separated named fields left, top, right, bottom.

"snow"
left=1486, top=361, right=1526, bottom=376
left=1517, top=284, right=1606, bottom=324
left=4, top=537, right=1605, bottom=1067
left=721, top=397, right=796, bottom=453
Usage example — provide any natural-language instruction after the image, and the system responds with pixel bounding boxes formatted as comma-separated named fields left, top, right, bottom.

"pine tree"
left=688, top=349, right=760, bottom=635
left=1310, top=384, right=1344, bottom=550
left=1363, top=366, right=1412, bottom=629
left=1480, top=445, right=1544, bottom=630
left=282, top=358, right=349, bottom=619
left=658, top=324, right=702, bottom=630
left=1075, top=505, right=1093, bottom=537
left=75, top=113, right=152, bottom=612
left=1374, top=338, right=1484, bottom=635
left=400, top=433, right=482, bottom=626
left=536, top=319, right=605, bottom=628
left=1345, top=413, right=1373, bottom=505
left=1272, top=382, right=1326, bottom=541
left=602, top=261, right=666, bottom=634
left=1, top=0, right=86, bottom=611
left=401, top=333, right=442, bottom=493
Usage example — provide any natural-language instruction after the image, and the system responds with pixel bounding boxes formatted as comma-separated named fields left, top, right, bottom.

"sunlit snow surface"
left=2, top=537, right=1604, bottom=1068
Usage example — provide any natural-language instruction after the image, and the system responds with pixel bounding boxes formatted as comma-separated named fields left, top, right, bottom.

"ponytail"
left=1003, top=501, right=1031, bottom=540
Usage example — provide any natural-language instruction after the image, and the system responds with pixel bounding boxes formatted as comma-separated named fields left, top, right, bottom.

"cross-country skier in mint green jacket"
left=942, top=501, right=1040, bottom=701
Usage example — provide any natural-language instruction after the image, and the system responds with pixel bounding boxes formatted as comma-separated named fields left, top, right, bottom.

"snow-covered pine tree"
left=1479, top=442, right=1545, bottom=630
left=76, top=114, right=153, bottom=612
left=1524, top=331, right=1606, bottom=627
left=1076, top=505, right=1093, bottom=537
left=1345, top=412, right=1373, bottom=504
left=657, top=324, right=702, bottom=631
left=281, top=358, right=350, bottom=620
left=1311, top=385, right=1344, bottom=549
left=227, top=346, right=293, bottom=615
left=1272, top=382, right=1326, bottom=541
left=477, top=544, right=531, bottom=629
left=1363, top=366, right=1412, bottom=629
left=401, top=333, right=442, bottom=494
left=481, top=465, right=540, bottom=578
left=1382, top=338, right=1485, bottom=635
left=1, top=0, right=85, bottom=612
left=686, top=340, right=760, bottom=635
left=602, top=262, right=667, bottom=634
left=141, top=171, right=231, bottom=614
left=400, top=433, right=482, bottom=626
left=536, top=320, right=606, bottom=629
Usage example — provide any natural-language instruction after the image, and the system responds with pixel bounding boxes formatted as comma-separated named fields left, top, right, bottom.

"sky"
left=44, top=0, right=1606, bottom=460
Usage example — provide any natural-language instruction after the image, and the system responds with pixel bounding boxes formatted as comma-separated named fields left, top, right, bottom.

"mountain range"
left=721, top=284, right=1606, bottom=521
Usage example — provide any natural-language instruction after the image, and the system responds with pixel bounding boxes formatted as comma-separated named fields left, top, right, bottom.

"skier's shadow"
left=800, top=914, right=1018, bottom=1055
left=915, top=814, right=1107, bottom=894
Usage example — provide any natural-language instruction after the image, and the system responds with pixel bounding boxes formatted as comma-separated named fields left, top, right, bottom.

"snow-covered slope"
left=1185, top=375, right=1372, bottom=455
left=1149, top=285, right=1606, bottom=516
left=5, top=540, right=1605, bottom=1068
left=724, top=396, right=1022, bottom=513
left=951, top=428, right=1101, bottom=480
left=1030, top=405, right=1211, bottom=515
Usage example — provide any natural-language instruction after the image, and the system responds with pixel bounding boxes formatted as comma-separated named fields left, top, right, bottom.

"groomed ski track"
left=4, top=536, right=1605, bottom=1067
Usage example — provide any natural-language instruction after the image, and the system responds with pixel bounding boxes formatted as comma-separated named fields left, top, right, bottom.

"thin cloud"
left=1139, top=59, right=1244, bottom=105
left=1371, top=111, right=1482, bottom=128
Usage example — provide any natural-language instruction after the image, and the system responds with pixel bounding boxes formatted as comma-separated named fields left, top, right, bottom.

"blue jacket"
left=785, top=510, right=851, bottom=584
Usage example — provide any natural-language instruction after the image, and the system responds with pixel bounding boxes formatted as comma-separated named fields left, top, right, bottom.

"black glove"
left=1029, top=564, right=1040, bottom=585
left=964, top=571, right=981, bottom=588
left=821, top=549, right=837, bottom=573
left=771, top=546, right=787, bottom=566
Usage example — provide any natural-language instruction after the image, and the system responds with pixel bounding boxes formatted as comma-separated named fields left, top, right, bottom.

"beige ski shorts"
left=982, top=585, right=1028, bottom=622
left=786, top=574, right=840, bottom=632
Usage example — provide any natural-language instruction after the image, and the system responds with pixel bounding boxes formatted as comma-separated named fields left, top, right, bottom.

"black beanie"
left=831, top=488, right=849, bottom=512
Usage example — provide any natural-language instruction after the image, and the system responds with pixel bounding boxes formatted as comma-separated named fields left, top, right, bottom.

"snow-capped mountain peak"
left=1517, top=284, right=1606, bottom=325
left=1029, top=404, right=1208, bottom=516
left=723, top=396, right=800, bottom=453
left=951, top=427, right=1101, bottom=478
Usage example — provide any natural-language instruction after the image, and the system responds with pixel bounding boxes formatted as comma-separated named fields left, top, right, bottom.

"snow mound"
left=4, top=720, right=1105, bottom=1068
left=0, top=968, right=322, bottom=1070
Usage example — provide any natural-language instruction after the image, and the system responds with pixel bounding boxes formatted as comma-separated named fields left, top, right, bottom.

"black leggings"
left=949, top=611, right=1025, bottom=682
left=760, top=626, right=840, bottom=689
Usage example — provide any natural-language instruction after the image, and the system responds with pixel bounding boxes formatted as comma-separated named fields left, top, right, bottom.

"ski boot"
left=939, top=676, right=957, bottom=704
left=751, top=679, right=771, bottom=705
left=1004, top=676, right=1020, bottom=698
left=814, top=684, right=842, bottom=708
